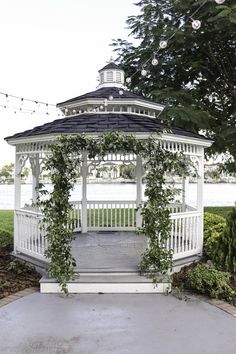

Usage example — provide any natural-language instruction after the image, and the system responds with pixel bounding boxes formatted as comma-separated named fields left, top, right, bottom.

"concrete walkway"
left=0, top=292, right=236, bottom=354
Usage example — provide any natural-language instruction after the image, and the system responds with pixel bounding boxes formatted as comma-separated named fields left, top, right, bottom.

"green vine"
left=39, top=131, right=189, bottom=293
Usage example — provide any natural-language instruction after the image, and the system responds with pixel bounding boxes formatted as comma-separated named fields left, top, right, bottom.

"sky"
left=0, top=0, right=139, bottom=167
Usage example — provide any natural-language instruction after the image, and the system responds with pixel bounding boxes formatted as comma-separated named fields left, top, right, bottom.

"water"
left=0, top=183, right=236, bottom=210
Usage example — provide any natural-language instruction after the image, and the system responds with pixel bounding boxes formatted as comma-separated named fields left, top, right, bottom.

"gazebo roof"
left=5, top=112, right=207, bottom=141
left=98, top=62, right=121, bottom=72
left=57, top=87, right=157, bottom=107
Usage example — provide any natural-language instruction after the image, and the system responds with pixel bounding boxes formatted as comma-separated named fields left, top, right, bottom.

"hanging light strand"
left=0, top=91, right=56, bottom=107
left=125, top=0, right=224, bottom=83
left=0, top=91, right=64, bottom=117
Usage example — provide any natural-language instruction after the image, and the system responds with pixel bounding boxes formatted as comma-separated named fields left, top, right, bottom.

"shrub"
left=7, top=259, right=34, bottom=275
left=0, top=229, right=13, bottom=249
left=203, top=212, right=226, bottom=260
left=214, top=208, right=236, bottom=273
left=186, top=263, right=235, bottom=303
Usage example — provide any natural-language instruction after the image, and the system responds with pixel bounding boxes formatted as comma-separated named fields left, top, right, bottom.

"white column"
left=81, top=150, right=88, bottom=233
left=182, top=176, right=189, bottom=212
left=136, top=155, right=142, bottom=228
left=197, top=148, right=204, bottom=253
left=182, top=176, right=186, bottom=212
left=32, top=154, right=40, bottom=203
left=14, top=153, right=21, bottom=253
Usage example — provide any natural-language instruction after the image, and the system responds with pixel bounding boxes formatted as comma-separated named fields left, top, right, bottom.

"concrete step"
left=12, top=252, right=48, bottom=276
left=172, top=255, right=201, bottom=273
left=40, top=274, right=171, bottom=294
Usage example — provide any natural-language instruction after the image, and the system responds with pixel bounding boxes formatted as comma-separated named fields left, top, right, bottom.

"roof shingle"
left=57, top=87, right=157, bottom=106
left=5, top=113, right=207, bottom=141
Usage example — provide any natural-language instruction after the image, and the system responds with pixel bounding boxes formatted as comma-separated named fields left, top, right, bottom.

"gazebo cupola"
left=97, top=62, right=125, bottom=89
left=57, top=62, right=164, bottom=118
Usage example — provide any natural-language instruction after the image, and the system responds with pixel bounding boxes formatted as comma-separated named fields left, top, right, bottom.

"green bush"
left=214, top=208, right=236, bottom=273
left=203, top=212, right=226, bottom=260
left=186, top=263, right=235, bottom=302
left=0, top=229, right=13, bottom=249
left=7, top=259, right=34, bottom=275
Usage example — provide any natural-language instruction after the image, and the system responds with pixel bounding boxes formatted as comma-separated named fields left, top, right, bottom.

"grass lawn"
left=0, top=210, right=14, bottom=233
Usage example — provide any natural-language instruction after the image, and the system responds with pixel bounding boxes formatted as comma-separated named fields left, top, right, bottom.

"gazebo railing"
left=15, top=209, right=47, bottom=261
left=69, top=201, right=187, bottom=231
left=15, top=204, right=201, bottom=262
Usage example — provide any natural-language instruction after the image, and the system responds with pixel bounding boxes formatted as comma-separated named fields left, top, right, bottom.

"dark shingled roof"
left=57, top=87, right=158, bottom=106
left=98, top=62, right=121, bottom=72
left=5, top=113, right=207, bottom=141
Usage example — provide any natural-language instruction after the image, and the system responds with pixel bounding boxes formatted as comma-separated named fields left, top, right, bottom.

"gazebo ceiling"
left=5, top=112, right=207, bottom=141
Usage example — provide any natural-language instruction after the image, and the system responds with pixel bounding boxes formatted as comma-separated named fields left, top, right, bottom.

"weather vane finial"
left=106, top=56, right=114, bottom=64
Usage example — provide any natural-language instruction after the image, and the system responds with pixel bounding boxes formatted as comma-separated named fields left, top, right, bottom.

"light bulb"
left=215, top=0, right=225, bottom=4
left=119, top=90, right=124, bottom=95
left=192, top=20, right=201, bottom=30
left=152, top=57, right=158, bottom=66
left=126, top=77, right=131, bottom=83
left=109, top=95, right=114, bottom=101
left=159, top=40, right=168, bottom=49
left=141, top=69, right=147, bottom=76
left=72, top=109, right=76, bottom=114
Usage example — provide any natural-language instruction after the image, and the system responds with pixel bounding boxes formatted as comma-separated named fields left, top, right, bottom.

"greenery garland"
left=39, top=131, right=189, bottom=293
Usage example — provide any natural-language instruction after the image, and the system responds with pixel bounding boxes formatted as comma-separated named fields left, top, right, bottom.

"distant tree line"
left=0, top=163, right=29, bottom=184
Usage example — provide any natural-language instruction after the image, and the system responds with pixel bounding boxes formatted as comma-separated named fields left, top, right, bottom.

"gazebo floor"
left=71, top=231, right=147, bottom=273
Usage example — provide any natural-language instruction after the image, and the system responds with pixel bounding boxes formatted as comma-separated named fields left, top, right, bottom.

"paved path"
left=0, top=292, right=236, bottom=354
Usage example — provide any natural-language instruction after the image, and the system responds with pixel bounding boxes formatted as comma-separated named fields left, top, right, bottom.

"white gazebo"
left=5, top=62, right=212, bottom=293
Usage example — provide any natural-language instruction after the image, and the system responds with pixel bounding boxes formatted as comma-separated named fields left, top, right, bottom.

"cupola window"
left=116, top=72, right=122, bottom=82
left=106, top=71, right=113, bottom=82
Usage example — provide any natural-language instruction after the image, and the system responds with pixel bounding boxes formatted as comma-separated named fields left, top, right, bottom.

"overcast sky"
left=0, top=0, right=138, bottom=166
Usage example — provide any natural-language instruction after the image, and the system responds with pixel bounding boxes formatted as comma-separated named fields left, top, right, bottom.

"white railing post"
left=197, top=147, right=204, bottom=254
left=81, top=150, right=88, bottom=233
left=14, top=153, right=21, bottom=253
left=136, top=155, right=142, bottom=228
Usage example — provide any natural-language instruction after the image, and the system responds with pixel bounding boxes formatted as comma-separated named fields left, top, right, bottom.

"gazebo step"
left=12, top=252, right=48, bottom=275
left=40, top=274, right=171, bottom=294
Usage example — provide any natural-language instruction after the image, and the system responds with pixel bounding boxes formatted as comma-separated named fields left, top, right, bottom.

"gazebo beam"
left=136, top=155, right=142, bottom=228
left=81, top=150, right=88, bottom=233
left=197, top=147, right=204, bottom=253
left=31, top=154, right=40, bottom=203
left=14, top=153, right=22, bottom=253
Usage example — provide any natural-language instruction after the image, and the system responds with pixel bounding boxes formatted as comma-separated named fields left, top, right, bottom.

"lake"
left=0, top=183, right=236, bottom=210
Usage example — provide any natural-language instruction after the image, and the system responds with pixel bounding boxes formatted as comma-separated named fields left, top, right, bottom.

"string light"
left=141, top=68, right=147, bottom=76
left=192, top=19, right=201, bottom=30
left=151, top=53, right=158, bottom=66
left=0, top=91, right=64, bottom=117
left=125, top=0, right=224, bottom=84
left=159, top=40, right=168, bottom=49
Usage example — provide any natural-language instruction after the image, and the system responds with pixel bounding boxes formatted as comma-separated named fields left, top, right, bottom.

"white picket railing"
left=87, top=200, right=136, bottom=230
left=15, top=209, right=47, bottom=261
left=15, top=204, right=201, bottom=263
left=69, top=201, right=82, bottom=231
left=170, top=211, right=202, bottom=260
